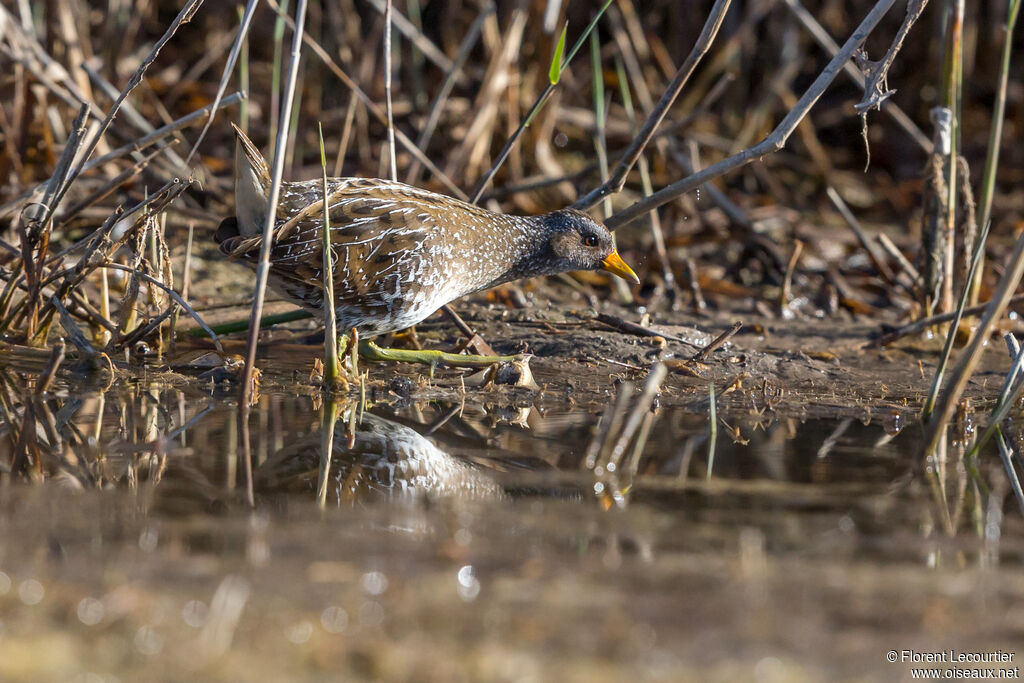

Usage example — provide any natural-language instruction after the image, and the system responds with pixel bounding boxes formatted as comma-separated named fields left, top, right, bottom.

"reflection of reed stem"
left=317, top=400, right=341, bottom=507
left=707, top=383, right=717, bottom=481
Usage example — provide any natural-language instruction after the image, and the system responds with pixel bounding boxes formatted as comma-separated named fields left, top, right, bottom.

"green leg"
left=337, top=329, right=359, bottom=378
left=358, top=340, right=521, bottom=368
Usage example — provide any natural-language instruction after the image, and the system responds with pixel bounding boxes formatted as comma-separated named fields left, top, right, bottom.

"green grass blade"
left=549, top=22, right=567, bottom=84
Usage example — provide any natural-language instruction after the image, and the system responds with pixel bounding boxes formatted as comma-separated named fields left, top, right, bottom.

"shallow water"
left=1, top=369, right=1023, bottom=682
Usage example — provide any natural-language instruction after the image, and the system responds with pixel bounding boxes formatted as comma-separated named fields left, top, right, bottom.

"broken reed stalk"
left=690, top=321, right=742, bottom=363
left=782, top=0, right=932, bottom=154
left=470, top=0, right=614, bottom=203
left=606, top=0, right=898, bottom=230
left=921, top=230, right=1024, bottom=460
left=972, top=0, right=1021, bottom=304
left=239, top=0, right=309, bottom=407
left=921, top=220, right=991, bottom=421
left=16, top=105, right=89, bottom=343
left=779, top=239, right=804, bottom=313
left=575, top=0, right=732, bottom=211
left=585, top=383, right=633, bottom=471
left=317, top=123, right=340, bottom=389
left=383, top=0, right=398, bottom=182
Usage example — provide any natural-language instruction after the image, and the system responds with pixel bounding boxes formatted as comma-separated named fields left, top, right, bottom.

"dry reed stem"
left=575, top=0, right=732, bottom=211
left=606, top=0, right=898, bottom=231
left=239, top=0, right=309, bottom=407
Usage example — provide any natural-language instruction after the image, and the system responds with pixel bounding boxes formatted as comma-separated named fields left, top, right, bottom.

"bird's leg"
left=337, top=327, right=358, bottom=376
left=358, top=340, right=521, bottom=368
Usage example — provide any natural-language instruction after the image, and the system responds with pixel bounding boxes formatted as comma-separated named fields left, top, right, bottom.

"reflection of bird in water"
left=255, top=412, right=503, bottom=503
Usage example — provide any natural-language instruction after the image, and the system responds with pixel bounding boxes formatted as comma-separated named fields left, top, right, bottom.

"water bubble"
left=77, top=597, right=105, bottom=626
left=285, top=620, right=313, bottom=645
left=882, top=410, right=904, bottom=436
left=593, top=482, right=605, bottom=495
left=456, top=565, right=473, bottom=587
left=457, top=565, right=481, bottom=602
left=182, top=600, right=208, bottom=628
left=320, top=606, right=349, bottom=634
left=18, top=579, right=44, bottom=605
left=133, top=626, right=163, bottom=656
left=360, top=571, right=388, bottom=596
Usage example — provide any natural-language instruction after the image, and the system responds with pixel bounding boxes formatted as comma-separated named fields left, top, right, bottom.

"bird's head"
left=541, top=209, right=639, bottom=284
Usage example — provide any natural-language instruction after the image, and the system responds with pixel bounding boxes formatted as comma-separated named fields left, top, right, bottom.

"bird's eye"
left=583, top=234, right=599, bottom=247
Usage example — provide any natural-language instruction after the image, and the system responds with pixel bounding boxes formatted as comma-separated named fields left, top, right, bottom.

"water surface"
left=1, top=369, right=1022, bottom=682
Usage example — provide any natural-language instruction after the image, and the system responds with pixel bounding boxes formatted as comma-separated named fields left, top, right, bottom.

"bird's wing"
left=221, top=191, right=440, bottom=315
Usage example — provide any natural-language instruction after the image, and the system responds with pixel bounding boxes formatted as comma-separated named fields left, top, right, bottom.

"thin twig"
left=185, top=0, right=259, bottom=163
left=690, top=321, right=742, bottom=363
left=383, top=0, right=398, bottom=182
left=921, top=230, right=1024, bottom=458
left=239, top=0, right=309, bottom=406
left=263, top=0, right=466, bottom=199
left=100, top=263, right=223, bottom=353
left=45, top=0, right=205, bottom=220
left=608, top=363, right=667, bottom=470
left=318, top=123, right=340, bottom=388
left=470, top=0, right=615, bottom=203
left=575, top=0, right=733, bottom=210
left=606, top=0, right=899, bottom=230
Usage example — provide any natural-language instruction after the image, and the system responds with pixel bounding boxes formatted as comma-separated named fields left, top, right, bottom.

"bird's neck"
left=469, top=215, right=556, bottom=291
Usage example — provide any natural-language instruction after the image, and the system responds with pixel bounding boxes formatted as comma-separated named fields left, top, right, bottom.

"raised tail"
left=232, top=123, right=271, bottom=237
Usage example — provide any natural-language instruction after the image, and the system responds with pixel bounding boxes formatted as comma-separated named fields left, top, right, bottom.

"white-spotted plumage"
left=218, top=125, right=637, bottom=337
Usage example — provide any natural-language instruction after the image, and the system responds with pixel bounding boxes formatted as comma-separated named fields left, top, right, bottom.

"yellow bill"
left=601, top=251, right=640, bottom=284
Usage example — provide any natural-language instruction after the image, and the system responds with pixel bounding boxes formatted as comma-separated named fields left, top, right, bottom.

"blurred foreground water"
left=1, top=365, right=1022, bottom=682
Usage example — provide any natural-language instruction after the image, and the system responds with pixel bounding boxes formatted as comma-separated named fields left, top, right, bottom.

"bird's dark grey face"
left=543, top=209, right=639, bottom=283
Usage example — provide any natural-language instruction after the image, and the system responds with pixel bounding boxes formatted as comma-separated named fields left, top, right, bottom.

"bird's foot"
left=358, top=340, right=521, bottom=370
